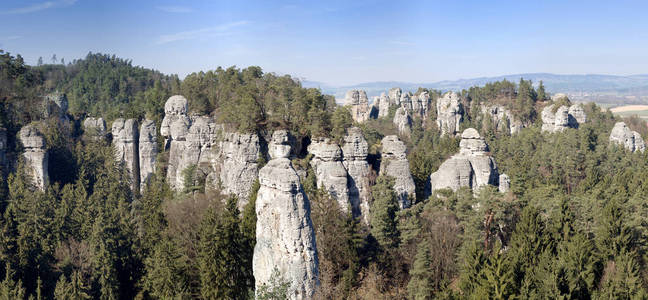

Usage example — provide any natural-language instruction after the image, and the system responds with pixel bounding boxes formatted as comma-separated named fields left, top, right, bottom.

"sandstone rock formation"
left=393, top=107, right=413, bottom=137
left=380, top=135, right=415, bottom=208
left=609, top=122, right=646, bottom=153
left=18, top=125, right=48, bottom=190
left=541, top=104, right=585, bottom=132
left=344, top=90, right=371, bottom=123
left=568, top=104, right=587, bottom=124
left=161, top=96, right=260, bottom=207
left=83, top=117, right=108, bottom=140
left=254, top=130, right=319, bottom=299
left=429, top=128, right=500, bottom=194
left=389, top=87, right=402, bottom=106
left=410, top=91, right=430, bottom=119
left=377, top=92, right=390, bottom=118
left=42, top=92, right=68, bottom=120
left=342, top=127, right=371, bottom=223
left=480, top=105, right=523, bottom=134
left=215, top=132, right=260, bottom=207
left=139, top=120, right=157, bottom=192
left=436, top=92, right=463, bottom=136
left=499, top=174, right=510, bottom=193
left=112, top=118, right=140, bottom=192
left=308, top=138, right=350, bottom=212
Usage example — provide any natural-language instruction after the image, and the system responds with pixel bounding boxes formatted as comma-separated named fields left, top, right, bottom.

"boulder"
left=609, top=122, right=646, bottom=153
left=112, top=118, right=140, bottom=192
left=254, top=130, right=319, bottom=299
left=436, top=92, right=463, bottom=136
left=430, top=128, right=500, bottom=194
left=393, top=107, right=412, bottom=137
left=342, top=127, right=371, bottom=223
left=344, top=90, right=371, bottom=123
left=139, top=120, right=157, bottom=192
left=380, top=135, right=415, bottom=208
left=18, top=125, right=48, bottom=190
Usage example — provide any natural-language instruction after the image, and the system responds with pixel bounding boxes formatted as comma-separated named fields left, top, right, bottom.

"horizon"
left=2, top=0, right=648, bottom=86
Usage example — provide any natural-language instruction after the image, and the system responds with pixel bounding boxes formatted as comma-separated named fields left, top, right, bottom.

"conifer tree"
left=370, top=176, right=399, bottom=248
left=407, top=239, right=434, bottom=300
left=198, top=196, right=247, bottom=299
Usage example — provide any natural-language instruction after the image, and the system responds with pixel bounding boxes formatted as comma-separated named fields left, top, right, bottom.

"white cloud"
left=156, top=21, right=249, bottom=44
left=156, top=5, right=193, bottom=13
left=2, top=0, right=77, bottom=14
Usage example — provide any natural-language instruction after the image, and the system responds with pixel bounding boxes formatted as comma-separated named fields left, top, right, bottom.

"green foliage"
left=370, top=176, right=400, bottom=248
left=256, top=267, right=289, bottom=300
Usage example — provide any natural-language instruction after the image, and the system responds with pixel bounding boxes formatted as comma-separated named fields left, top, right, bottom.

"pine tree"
left=597, top=252, right=647, bottom=299
left=53, top=271, right=90, bottom=300
left=370, top=175, right=399, bottom=248
left=537, top=80, right=547, bottom=101
left=407, top=239, right=434, bottom=300
left=478, top=242, right=514, bottom=300
left=0, top=263, right=25, bottom=299
left=241, top=180, right=260, bottom=292
left=143, top=235, right=190, bottom=299
left=198, top=196, right=247, bottom=299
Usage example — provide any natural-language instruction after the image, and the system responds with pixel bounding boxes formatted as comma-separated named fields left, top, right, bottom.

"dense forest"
left=1, top=48, right=648, bottom=299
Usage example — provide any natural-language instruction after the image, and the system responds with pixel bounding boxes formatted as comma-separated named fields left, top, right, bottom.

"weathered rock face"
left=112, top=118, right=140, bottom=192
left=393, top=107, right=413, bottom=137
left=499, top=174, right=510, bottom=193
left=389, top=87, right=402, bottom=106
left=18, top=125, right=48, bottom=190
left=410, top=91, right=430, bottom=119
left=609, top=122, right=646, bottom=153
left=480, top=105, right=523, bottom=135
left=342, top=127, right=371, bottom=223
left=568, top=104, right=587, bottom=124
left=345, top=90, right=371, bottom=123
left=541, top=104, right=584, bottom=132
left=43, top=92, right=68, bottom=120
left=378, top=92, right=390, bottom=118
left=160, top=95, right=189, bottom=147
left=83, top=117, right=108, bottom=140
left=430, top=128, right=500, bottom=194
left=380, top=135, right=415, bottom=208
left=254, top=130, right=319, bottom=300
left=308, top=138, right=349, bottom=212
left=139, top=120, right=157, bottom=192
left=436, top=92, right=463, bottom=136
left=216, top=132, right=260, bottom=207
left=400, top=93, right=412, bottom=111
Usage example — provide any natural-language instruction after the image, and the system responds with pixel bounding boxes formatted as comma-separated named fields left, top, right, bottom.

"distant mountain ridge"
left=302, top=73, right=648, bottom=105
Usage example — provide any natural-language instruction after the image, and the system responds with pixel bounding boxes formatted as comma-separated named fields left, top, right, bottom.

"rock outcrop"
left=254, top=130, right=319, bottom=299
left=609, top=122, right=646, bottom=153
left=393, top=107, right=412, bottom=137
left=541, top=104, right=585, bottom=132
left=308, top=138, right=350, bottom=212
left=112, top=118, right=140, bottom=192
left=410, top=91, right=430, bottom=119
left=499, top=174, right=510, bottom=193
left=0, top=128, right=7, bottom=170
left=380, top=135, right=415, bottom=208
left=215, top=132, right=261, bottom=207
left=83, top=117, right=108, bottom=140
left=342, top=127, right=371, bottom=223
left=344, top=90, right=371, bottom=123
left=389, top=87, right=402, bottom=107
left=429, top=128, right=500, bottom=194
left=18, top=125, right=48, bottom=190
left=42, top=92, right=68, bottom=120
left=480, top=105, right=523, bottom=135
left=139, top=120, right=157, bottom=192
left=436, top=92, right=463, bottom=136
left=377, top=92, right=390, bottom=118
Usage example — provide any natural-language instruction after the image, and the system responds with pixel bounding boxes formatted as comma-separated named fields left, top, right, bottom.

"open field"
left=609, top=105, right=648, bottom=119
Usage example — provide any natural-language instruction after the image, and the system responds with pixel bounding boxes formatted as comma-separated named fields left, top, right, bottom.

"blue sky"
left=1, top=0, right=647, bottom=85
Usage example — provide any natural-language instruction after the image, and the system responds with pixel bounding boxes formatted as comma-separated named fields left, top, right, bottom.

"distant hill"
left=302, top=73, right=648, bottom=105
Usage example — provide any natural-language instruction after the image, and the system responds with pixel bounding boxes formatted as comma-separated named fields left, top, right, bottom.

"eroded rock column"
left=139, top=120, right=157, bottom=191
left=112, top=118, right=140, bottom=192
left=436, top=91, right=463, bottom=136
left=308, top=138, right=350, bottom=212
left=19, top=125, right=48, bottom=190
left=342, top=127, right=371, bottom=223
left=610, top=122, right=646, bottom=153
left=254, top=130, right=319, bottom=299
left=379, top=135, right=415, bottom=208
